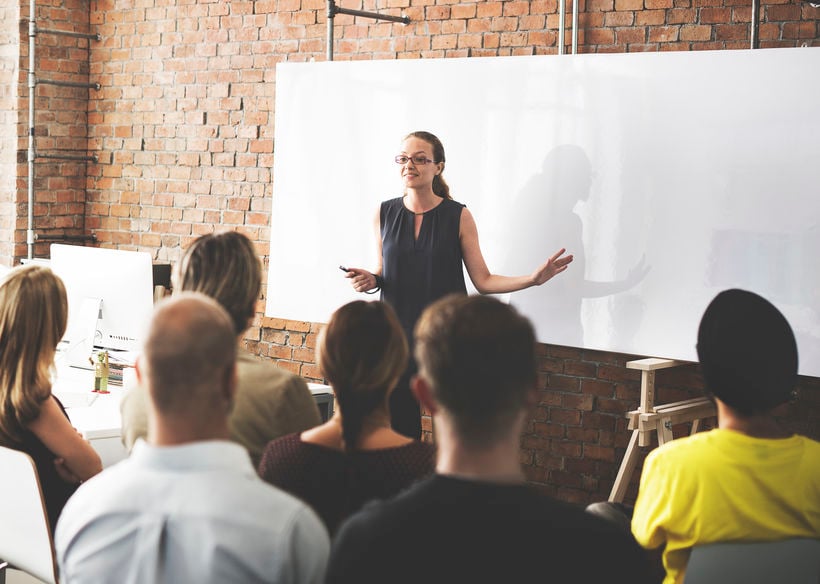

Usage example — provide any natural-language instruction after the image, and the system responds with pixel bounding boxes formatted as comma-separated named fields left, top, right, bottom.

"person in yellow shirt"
left=631, top=288, right=820, bottom=584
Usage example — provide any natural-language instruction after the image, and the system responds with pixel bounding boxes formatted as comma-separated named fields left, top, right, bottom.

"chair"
left=683, top=538, right=820, bottom=584
left=0, top=445, right=58, bottom=584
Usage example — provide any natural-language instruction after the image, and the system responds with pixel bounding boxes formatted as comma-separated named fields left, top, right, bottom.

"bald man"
left=56, top=293, right=329, bottom=584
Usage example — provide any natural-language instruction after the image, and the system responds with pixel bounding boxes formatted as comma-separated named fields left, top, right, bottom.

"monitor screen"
left=50, top=244, right=154, bottom=357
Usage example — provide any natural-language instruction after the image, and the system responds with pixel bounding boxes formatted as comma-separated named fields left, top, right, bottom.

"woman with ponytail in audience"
left=257, top=300, right=435, bottom=536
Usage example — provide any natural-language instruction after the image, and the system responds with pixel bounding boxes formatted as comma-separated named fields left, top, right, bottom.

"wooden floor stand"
left=608, top=358, right=716, bottom=503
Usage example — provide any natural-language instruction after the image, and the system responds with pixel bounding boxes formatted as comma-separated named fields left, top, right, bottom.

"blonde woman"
left=120, top=231, right=321, bottom=467
left=258, top=300, right=436, bottom=536
left=0, top=265, right=102, bottom=530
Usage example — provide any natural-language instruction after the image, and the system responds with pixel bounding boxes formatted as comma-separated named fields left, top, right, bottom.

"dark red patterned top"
left=258, top=433, right=436, bottom=536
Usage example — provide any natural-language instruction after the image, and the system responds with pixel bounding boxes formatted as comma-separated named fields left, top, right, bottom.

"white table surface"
left=52, top=367, right=333, bottom=467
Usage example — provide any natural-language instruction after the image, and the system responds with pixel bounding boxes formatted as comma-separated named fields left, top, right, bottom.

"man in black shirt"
left=327, top=294, right=651, bottom=584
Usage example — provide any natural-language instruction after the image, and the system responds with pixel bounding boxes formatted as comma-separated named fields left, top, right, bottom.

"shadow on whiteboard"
left=502, top=144, right=650, bottom=348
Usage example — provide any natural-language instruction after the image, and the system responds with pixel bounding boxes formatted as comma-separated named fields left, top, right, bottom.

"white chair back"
left=0, top=445, right=58, bottom=584
left=684, top=538, right=820, bottom=584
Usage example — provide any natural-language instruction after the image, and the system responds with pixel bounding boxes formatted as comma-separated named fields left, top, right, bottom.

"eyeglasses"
left=394, top=155, right=435, bottom=166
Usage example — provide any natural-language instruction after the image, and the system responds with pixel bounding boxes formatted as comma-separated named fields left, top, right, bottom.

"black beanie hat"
left=696, top=289, right=798, bottom=416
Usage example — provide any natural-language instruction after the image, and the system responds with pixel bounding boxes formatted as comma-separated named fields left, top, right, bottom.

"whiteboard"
left=268, top=48, right=820, bottom=377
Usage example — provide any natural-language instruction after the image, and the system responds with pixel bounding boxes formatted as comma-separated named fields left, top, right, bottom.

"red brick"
left=715, top=22, right=748, bottom=38
left=550, top=408, right=582, bottom=426
left=700, top=7, right=732, bottom=23
left=605, top=11, right=636, bottom=25
left=562, top=393, right=595, bottom=411
left=583, top=444, right=616, bottom=461
left=768, top=4, right=802, bottom=21
left=585, top=27, right=616, bottom=44
left=680, top=24, right=712, bottom=40
left=649, top=24, right=681, bottom=41
left=636, top=9, right=666, bottom=24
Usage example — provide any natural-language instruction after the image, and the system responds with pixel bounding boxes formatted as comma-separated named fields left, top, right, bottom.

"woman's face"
left=398, top=137, right=442, bottom=191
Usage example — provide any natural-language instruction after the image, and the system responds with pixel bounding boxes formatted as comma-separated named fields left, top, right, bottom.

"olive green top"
left=120, top=350, right=322, bottom=467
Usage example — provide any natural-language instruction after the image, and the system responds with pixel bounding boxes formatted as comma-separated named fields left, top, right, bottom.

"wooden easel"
left=608, top=357, right=716, bottom=503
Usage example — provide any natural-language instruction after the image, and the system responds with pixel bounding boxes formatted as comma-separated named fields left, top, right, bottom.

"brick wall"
left=12, top=0, right=93, bottom=260
left=0, top=1, right=19, bottom=266
left=10, top=0, right=820, bottom=504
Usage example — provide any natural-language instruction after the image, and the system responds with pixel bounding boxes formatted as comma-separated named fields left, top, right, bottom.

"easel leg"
left=657, top=418, right=673, bottom=445
left=609, top=430, right=640, bottom=503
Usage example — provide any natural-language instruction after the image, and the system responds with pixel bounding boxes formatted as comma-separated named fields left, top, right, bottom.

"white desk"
left=52, top=364, right=129, bottom=468
left=52, top=366, right=133, bottom=467
left=53, top=367, right=335, bottom=468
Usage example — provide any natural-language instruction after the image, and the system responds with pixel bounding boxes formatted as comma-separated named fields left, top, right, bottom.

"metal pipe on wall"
left=558, top=0, right=566, bottom=54
left=750, top=0, right=761, bottom=49
left=571, top=0, right=579, bottom=54
left=24, top=3, right=102, bottom=259
left=327, top=0, right=409, bottom=61
left=27, top=0, right=36, bottom=259
left=327, top=0, right=335, bottom=61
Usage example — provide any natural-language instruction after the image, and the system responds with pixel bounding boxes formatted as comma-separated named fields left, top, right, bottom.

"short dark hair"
left=174, top=231, right=261, bottom=335
left=414, top=294, right=536, bottom=446
left=696, top=288, right=797, bottom=416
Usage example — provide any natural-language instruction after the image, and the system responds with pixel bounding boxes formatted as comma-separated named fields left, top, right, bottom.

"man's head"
left=174, top=231, right=262, bottom=336
left=139, top=292, right=238, bottom=442
left=413, top=294, right=537, bottom=447
left=697, top=288, right=798, bottom=417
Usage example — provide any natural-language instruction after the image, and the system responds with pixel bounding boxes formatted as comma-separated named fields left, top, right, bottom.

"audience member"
left=121, top=231, right=321, bottom=466
left=325, top=294, right=649, bottom=583
left=631, top=288, right=820, bottom=584
left=258, top=300, right=435, bottom=536
left=0, top=265, right=101, bottom=530
left=56, top=293, right=329, bottom=584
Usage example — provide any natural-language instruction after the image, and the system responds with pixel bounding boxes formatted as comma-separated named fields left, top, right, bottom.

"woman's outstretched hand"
left=531, top=248, right=574, bottom=286
left=344, top=267, right=379, bottom=293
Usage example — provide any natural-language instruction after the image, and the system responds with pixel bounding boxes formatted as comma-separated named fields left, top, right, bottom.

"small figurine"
left=93, top=350, right=110, bottom=394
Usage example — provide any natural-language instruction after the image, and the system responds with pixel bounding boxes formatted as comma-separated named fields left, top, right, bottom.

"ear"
left=411, top=374, right=437, bottom=415
left=525, top=386, right=539, bottom=407
left=222, top=362, right=238, bottom=408
left=135, top=355, right=144, bottom=385
left=436, top=162, right=444, bottom=175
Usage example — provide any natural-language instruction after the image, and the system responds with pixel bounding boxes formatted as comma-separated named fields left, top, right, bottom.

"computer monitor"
left=50, top=244, right=154, bottom=362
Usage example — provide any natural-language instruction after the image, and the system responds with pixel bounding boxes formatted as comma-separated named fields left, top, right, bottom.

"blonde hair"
left=0, top=265, right=68, bottom=444
left=173, top=231, right=262, bottom=336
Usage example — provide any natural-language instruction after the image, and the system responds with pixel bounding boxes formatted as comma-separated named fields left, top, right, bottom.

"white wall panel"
left=268, top=48, right=820, bottom=376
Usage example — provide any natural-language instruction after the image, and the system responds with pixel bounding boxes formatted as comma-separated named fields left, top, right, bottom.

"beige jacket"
left=120, top=350, right=322, bottom=467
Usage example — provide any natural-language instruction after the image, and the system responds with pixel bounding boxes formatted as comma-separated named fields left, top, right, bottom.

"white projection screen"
left=267, top=47, right=820, bottom=377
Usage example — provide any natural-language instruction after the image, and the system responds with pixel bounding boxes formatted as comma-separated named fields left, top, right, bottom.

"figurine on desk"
left=92, top=351, right=110, bottom=394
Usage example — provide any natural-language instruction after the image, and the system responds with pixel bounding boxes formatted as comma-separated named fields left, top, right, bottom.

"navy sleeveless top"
left=380, top=196, right=468, bottom=341
left=10, top=396, right=77, bottom=532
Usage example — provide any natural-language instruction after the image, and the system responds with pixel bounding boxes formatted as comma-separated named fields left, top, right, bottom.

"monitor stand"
left=57, top=296, right=101, bottom=370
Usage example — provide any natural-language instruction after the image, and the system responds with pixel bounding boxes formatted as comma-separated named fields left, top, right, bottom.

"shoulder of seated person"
left=236, top=353, right=306, bottom=388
